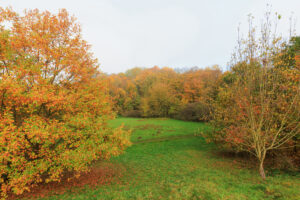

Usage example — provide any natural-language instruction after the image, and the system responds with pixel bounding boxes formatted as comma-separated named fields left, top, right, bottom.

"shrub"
left=176, top=102, right=212, bottom=122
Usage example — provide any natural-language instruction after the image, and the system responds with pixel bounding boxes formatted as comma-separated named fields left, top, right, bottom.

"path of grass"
left=23, top=118, right=300, bottom=200
left=110, top=117, right=211, bottom=143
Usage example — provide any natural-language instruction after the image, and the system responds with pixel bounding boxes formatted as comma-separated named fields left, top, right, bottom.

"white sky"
left=1, top=0, right=300, bottom=73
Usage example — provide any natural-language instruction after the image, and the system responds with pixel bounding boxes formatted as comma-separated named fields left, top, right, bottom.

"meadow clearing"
left=14, top=118, right=300, bottom=200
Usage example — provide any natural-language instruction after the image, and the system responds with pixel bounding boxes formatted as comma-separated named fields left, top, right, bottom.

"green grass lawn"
left=24, top=118, right=300, bottom=200
left=110, top=117, right=211, bottom=143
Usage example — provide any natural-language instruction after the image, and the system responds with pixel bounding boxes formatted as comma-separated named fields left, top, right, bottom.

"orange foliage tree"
left=181, top=66, right=221, bottom=103
left=178, top=66, right=222, bottom=121
left=210, top=15, right=299, bottom=179
left=134, top=67, right=182, bottom=117
left=140, top=82, right=182, bottom=117
left=134, top=66, right=178, bottom=96
left=0, top=8, right=130, bottom=198
left=106, top=73, right=138, bottom=114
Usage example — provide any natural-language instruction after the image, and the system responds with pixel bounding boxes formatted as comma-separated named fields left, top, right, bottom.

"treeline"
left=105, top=65, right=222, bottom=121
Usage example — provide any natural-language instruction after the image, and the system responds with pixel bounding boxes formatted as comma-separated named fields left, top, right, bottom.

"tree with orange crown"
left=0, top=7, right=130, bottom=198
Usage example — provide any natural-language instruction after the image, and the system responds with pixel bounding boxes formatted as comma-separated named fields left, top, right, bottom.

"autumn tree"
left=177, top=66, right=222, bottom=121
left=106, top=73, right=139, bottom=114
left=124, top=67, right=144, bottom=79
left=181, top=66, right=221, bottom=104
left=211, top=13, right=300, bottom=179
left=134, top=66, right=178, bottom=96
left=132, top=66, right=183, bottom=117
left=140, top=82, right=182, bottom=117
left=0, top=8, right=130, bottom=198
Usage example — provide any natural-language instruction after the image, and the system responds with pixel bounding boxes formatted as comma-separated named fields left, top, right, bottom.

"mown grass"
left=25, top=117, right=300, bottom=200
left=110, top=117, right=211, bottom=143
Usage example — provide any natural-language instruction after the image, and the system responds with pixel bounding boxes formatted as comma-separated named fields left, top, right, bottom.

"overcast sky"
left=1, top=0, right=300, bottom=73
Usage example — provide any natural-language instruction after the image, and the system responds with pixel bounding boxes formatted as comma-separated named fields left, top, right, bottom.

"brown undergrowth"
left=212, top=150, right=257, bottom=169
left=212, top=150, right=300, bottom=174
left=8, top=162, right=125, bottom=200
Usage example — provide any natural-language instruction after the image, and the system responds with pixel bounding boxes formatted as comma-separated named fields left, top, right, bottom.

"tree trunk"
left=259, top=161, right=266, bottom=180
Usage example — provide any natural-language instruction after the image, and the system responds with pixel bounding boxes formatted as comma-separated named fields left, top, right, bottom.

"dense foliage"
left=106, top=66, right=221, bottom=121
left=0, top=8, right=130, bottom=198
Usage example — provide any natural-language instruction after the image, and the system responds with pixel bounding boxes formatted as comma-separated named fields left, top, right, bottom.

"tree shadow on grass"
left=8, top=162, right=125, bottom=200
left=210, top=149, right=300, bottom=177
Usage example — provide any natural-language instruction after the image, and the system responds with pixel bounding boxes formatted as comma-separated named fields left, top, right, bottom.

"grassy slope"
left=35, top=118, right=299, bottom=200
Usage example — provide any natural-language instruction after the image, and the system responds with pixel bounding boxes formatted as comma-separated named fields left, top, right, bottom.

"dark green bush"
left=121, top=110, right=142, bottom=118
left=176, top=102, right=212, bottom=122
